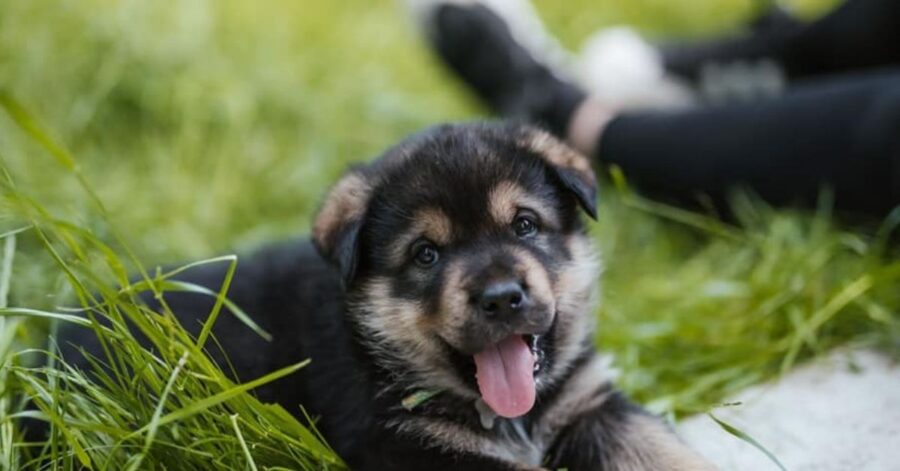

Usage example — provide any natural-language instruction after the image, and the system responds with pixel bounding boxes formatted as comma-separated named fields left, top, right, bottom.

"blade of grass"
left=230, top=414, right=259, bottom=471
left=128, top=359, right=309, bottom=437
left=129, top=279, right=271, bottom=341
left=128, top=351, right=189, bottom=471
left=708, top=413, right=787, bottom=471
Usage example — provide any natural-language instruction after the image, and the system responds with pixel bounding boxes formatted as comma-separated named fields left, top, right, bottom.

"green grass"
left=0, top=0, right=897, bottom=468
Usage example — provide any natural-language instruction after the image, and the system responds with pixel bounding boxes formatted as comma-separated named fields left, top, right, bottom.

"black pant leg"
left=598, top=69, right=900, bottom=217
left=664, top=0, right=900, bottom=82
left=781, top=0, right=900, bottom=78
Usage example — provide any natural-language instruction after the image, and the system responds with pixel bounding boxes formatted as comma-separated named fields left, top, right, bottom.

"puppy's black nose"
left=479, top=281, right=528, bottom=318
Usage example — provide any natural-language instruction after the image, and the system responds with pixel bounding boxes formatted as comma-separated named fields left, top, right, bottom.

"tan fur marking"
left=521, top=129, right=596, bottom=186
left=434, top=259, right=471, bottom=349
left=390, top=417, right=493, bottom=458
left=387, top=207, right=454, bottom=267
left=547, top=234, right=602, bottom=383
left=513, top=248, right=555, bottom=321
left=611, top=415, right=717, bottom=471
left=489, top=181, right=560, bottom=229
left=353, top=278, right=475, bottom=398
left=532, top=354, right=713, bottom=471
left=312, top=172, right=372, bottom=252
left=390, top=417, right=545, bottom=469
left=416, top=207, right=454, bottom=246
left=534, top=354, right=618, bottom=440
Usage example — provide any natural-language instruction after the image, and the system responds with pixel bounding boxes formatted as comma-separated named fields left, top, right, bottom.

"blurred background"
left=5, top=0, right=897, bottom=421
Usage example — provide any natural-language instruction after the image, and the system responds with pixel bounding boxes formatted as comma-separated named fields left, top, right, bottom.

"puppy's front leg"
left=361, top=427, right=544, bottom=471
left=545, top=392, right=715, bottom=471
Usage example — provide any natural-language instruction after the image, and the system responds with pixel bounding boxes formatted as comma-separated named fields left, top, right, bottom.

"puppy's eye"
left=412, top=241, right=440, bottom=267
left=513, top=213, right=539, bottom=238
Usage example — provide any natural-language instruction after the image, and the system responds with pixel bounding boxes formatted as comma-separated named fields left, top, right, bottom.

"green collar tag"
left=401, top=389, right=441, bottom=411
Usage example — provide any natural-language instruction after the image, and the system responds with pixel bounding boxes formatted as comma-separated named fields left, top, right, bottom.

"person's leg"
left=663, top=0, right=900, bottom=83
left=592, top=70, right=900, bottom=216
left=420, top=0, right=900, bottom=216
left=425, top=2, right=587, bottom=137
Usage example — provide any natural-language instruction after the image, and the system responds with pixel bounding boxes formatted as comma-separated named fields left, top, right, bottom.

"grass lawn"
left=1, top=0, right=897, bottom=468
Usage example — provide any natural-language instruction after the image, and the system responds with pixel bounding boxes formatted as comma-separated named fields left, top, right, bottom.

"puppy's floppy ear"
left=522, top=128, right=598, bottom=220
left=312, top=168, right=373, bottom=284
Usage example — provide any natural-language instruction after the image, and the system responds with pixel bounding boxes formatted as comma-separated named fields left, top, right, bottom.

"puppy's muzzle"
left=474, top=279, right=553, bottom=335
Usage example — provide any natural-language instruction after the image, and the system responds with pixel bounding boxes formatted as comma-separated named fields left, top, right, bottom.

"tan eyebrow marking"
left=388, top=207, right=455, bottom=266
left=488, top=181, right=559, bottom=229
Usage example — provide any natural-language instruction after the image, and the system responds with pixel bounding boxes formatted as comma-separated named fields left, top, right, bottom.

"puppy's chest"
left=396, top=399, right=554, bottom=467
left=400, top=354, right=617, bottom=467
left=485, top=417, right=547, bottom=467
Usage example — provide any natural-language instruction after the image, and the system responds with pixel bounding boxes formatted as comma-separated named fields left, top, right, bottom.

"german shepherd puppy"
left=61, top=122, right=713, bottom=470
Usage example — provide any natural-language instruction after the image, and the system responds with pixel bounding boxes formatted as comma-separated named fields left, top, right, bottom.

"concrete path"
left=679, top=350, right=900, bottom=471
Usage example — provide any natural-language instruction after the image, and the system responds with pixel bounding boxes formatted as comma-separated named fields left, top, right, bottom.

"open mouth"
left=440, top=320, right=555, bottom=418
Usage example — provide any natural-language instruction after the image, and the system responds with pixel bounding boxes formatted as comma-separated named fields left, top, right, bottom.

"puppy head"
left=313, top=123, right=600, bottom=418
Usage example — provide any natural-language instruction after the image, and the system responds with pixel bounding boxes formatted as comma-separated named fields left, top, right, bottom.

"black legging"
left=601, top=0, right=900, bottom=217
left=664, top=0, right=900, bottom=82
left=601, top=70, right=900, bottom=216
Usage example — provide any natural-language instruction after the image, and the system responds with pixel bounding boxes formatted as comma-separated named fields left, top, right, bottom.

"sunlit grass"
left=0, top=0, right=896, bottom=468
left=596, top=186, right=900, bottom=413
left=0, top=94, right=342, bottom=468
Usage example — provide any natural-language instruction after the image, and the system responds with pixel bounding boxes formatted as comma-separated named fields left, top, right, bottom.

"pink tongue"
left=473, top=335, right=536, bottom=418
